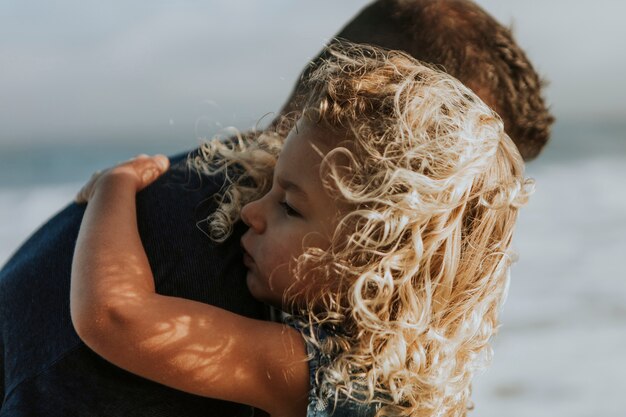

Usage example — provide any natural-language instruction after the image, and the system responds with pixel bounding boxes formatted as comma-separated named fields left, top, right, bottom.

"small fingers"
left=133, top=154, right=170, bottom=191
left=75, top=154, right=170, bottom=203
left=74, top=189, right=87, bottom=204
left=153, top=154, right=169, bottom=171
left=75, top=170, right=105, bottom=204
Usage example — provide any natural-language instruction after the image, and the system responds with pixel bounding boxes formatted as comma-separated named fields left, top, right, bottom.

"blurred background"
left=1, top=1, right=624, bottom=415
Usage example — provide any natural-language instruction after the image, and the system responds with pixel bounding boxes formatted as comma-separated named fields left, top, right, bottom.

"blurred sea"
left=1, top=121, right=625, bottom=416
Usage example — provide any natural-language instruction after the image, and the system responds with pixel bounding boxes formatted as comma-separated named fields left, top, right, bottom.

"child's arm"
left=70, top=155, right=308, bottom=417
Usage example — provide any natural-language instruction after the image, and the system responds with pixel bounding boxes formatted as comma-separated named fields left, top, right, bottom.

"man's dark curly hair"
left=279, top=0, right=554, bottom=161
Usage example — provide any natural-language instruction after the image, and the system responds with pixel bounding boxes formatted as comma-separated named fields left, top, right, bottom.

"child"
left=71, top=42, right=532, bottom=417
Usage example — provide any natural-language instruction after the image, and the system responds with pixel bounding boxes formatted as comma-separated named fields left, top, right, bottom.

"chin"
left=246, top=272, right=285, bottom=310
left=246, top=271, right=262, bottom=297
left=246, top=271, right=270, bottom=302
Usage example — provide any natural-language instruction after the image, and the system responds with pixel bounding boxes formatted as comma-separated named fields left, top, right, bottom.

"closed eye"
left=280, top=201, right=301, bottom=217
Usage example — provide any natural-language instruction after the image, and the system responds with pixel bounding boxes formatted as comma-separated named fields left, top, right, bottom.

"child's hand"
left=75, top=154, right=170, bottom=203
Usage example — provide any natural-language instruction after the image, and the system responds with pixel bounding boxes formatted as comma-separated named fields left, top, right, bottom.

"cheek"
left=254, top=236, right=301, bottom=292
left=248, top=243, right=300, bottom=308
left=257, top=237, right=293, bottom=272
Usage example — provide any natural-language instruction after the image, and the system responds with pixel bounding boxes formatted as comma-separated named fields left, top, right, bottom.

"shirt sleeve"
left=288, top=322, right=379, bottom=417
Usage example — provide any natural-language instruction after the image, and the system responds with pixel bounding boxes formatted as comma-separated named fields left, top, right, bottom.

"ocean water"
left=1, top=121, right=625, bottom=415
left=470, top=122, right=626, bottom=416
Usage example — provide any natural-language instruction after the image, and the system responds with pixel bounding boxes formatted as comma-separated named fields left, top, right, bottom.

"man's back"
left=0, top=152, right=265, bottom=416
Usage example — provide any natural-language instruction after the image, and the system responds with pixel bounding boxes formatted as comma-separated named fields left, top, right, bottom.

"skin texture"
left=240, top=118, right=345, bottom=308
left=70, top=121, right=346, bottom=416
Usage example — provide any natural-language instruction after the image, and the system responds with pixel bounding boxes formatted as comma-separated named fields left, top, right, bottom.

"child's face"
left=240, top=118, right=346, bottom=309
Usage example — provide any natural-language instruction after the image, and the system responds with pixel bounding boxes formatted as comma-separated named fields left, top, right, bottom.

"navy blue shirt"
left=0, top=150, right=267, bottom=417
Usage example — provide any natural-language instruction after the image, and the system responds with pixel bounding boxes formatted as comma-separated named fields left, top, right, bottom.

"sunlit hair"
left=279, top=0, right=555, bottom=161
left=194, top=41, right=532, bottom=417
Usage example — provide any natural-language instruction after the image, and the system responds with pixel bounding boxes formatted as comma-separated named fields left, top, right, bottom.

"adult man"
left=0, top=1, right=552, bottom=416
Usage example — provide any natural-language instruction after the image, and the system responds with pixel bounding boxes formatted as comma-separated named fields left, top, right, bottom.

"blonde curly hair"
left=193, top=41, right=532, bottom=417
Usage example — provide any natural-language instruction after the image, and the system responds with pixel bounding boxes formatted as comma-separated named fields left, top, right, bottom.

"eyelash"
left=280, top=201, right=300, bottom=217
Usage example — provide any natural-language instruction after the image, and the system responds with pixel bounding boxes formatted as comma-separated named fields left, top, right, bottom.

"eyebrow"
left=276, top=175, right=309, bottom=201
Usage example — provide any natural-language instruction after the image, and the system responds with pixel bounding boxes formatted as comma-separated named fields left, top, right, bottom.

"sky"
left=1, top=0, right=625, bottom=147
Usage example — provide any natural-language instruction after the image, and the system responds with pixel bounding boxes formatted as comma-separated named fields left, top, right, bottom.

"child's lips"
left=240, top=238, right=255, bottom=269
left=243, top=252, right=255, bottom=269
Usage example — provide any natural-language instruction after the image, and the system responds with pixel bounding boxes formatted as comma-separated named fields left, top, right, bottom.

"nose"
left=240, top=198, right=266, bottom=233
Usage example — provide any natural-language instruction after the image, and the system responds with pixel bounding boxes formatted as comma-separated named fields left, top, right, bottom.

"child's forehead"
left=275, top=123, right=351, bottom=224
left=280, top=123, right=330, bottom=168
left=291, top=114, right=351, bottom=150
